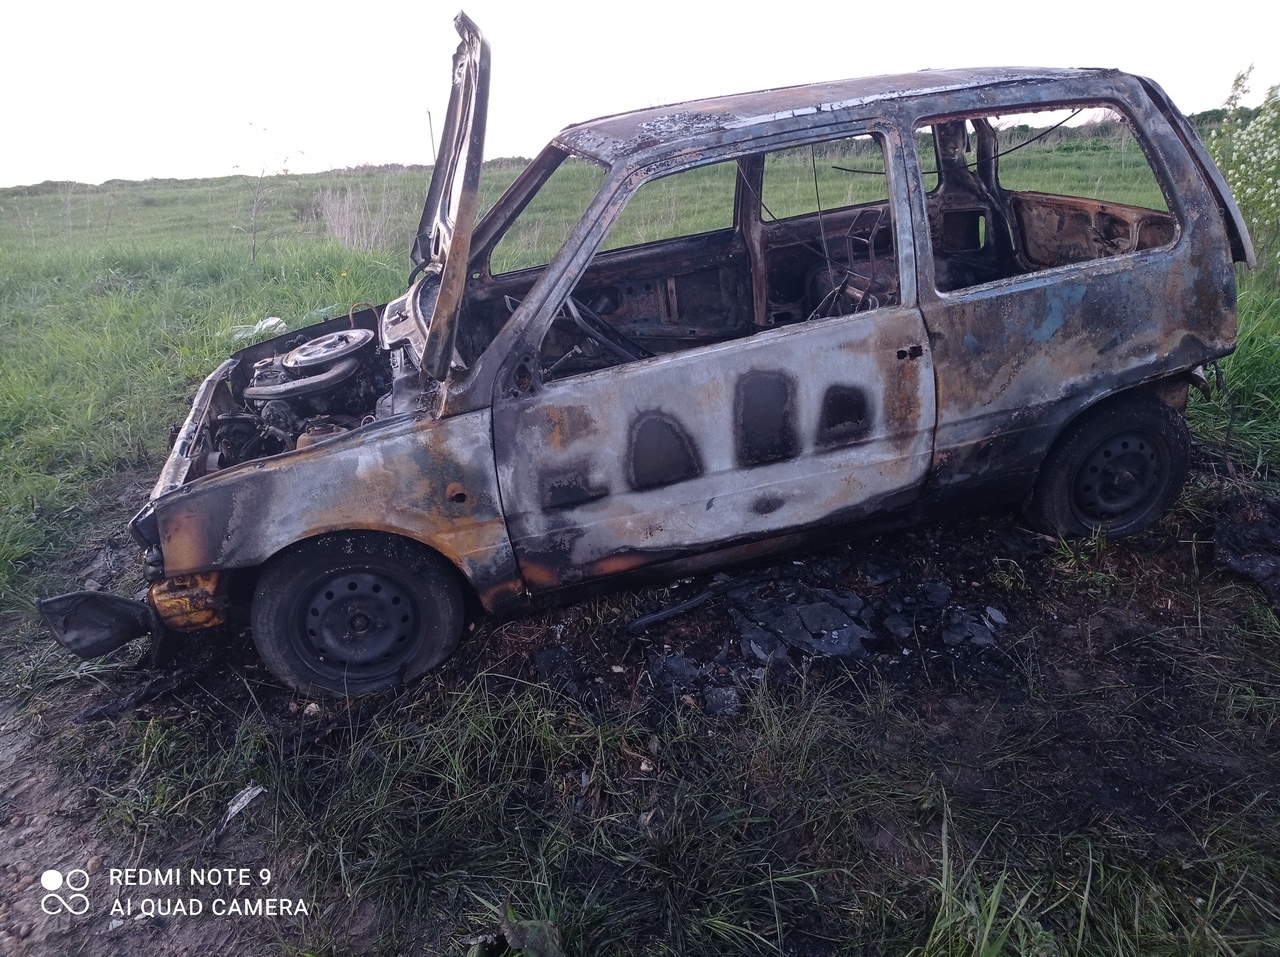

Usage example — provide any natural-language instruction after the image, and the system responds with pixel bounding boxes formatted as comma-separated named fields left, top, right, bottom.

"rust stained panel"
left=494, top=304, right=935, bottom=589
left=913, top=80, right=1238, bottom=496
left=924, top=230, right=1235, bottom=491
left=556, top=68, right=1099, bottom=167
left=149, top=572, right=228, bottom=631
left=152, top=410, right=524, bottom=614
left=629, top=412, right=703, bottom=490
left=816, top=385, right=873, bottom=449
left=543, top=404, right=599, bottom=450
left=152, top=359, right=238, bottom=498
left=734, top=371, right=800, bottom=467
left=1010, top=194, right=1179, bottom=267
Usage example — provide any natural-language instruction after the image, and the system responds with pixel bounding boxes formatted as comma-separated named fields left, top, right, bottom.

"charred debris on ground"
left=15, top=459, right=1280, bottom=955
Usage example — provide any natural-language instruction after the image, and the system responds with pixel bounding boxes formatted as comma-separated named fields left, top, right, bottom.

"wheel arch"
left=254, top=527, right=485, bottom=618
left=1028, top=370, right=1196, bottom=489
left=1025, top=379, right=1192, bottom=538
left=148, top=407, right=528, bottom=615
left=249, top=529, right=471, bottom=696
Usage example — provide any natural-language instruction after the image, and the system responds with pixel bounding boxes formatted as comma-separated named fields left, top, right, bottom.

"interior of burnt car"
left=756, top=134, right=900, bottom=327
left=915, top=104, right=1179, bottom=294
left=455, top=103, right=1180, bottom=390
left=460, top=132, right=903, bottom=383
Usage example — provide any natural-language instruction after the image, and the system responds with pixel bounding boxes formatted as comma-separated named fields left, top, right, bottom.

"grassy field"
left=3, top=125, right=1280, bottom=957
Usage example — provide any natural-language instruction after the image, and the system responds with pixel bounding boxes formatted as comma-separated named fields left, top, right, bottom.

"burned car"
left=40, top=14, right=1254, bottom=695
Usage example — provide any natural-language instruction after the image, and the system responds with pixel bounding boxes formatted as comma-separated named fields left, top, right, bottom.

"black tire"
left=1027, top=394, right=1190, bottom=540
left=251, top=533, right=464, bottom=696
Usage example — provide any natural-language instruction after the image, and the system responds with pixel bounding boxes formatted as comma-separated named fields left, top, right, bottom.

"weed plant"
left=1210, top=70, right=1280, bottom=282
left=1188, top=278, right=1280, bottom=470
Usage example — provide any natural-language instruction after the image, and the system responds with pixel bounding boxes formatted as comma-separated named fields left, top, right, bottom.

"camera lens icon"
left=40, top=868, right=90, bottom=916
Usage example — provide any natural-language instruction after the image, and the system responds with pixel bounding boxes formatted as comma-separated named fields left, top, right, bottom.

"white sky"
left=3, top=0, right=1276, bottom=188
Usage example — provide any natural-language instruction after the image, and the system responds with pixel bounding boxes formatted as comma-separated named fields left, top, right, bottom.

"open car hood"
left=407, top=11, right=490, bottom=380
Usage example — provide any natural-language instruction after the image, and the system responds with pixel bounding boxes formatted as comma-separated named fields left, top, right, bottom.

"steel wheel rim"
left=1071, top=431, right=1163, bottom=525
left=299, top=569, right=423, bottom=677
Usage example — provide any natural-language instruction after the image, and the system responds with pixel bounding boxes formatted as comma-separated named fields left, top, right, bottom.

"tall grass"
left=318, top=182, right=401, bottom=251
left=1, top=166, right=438, bottom=607
left=4, top=121, right=1280, bottom=955
left=2, top=134, right=1275, bottom=602
left=489, top=158, right=606, bottom=274
left=1188, top=279, right=1280, bottom=467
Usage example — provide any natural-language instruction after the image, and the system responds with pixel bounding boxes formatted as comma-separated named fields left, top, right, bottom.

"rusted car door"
left=491, top=162, right=937, bottom=592
left=905, top=91, right=1238, bottom=504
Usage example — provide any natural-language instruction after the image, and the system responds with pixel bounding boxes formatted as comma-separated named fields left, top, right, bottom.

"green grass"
left=46, top=626, right=1280, bottom=955
left=0, top=238, right=407, bottom=607
left=997, top=133, right=1169, bottom=210
left=1188, top=280, right=1280, bottom=470
left=0, top=128, right=1245, bottom=607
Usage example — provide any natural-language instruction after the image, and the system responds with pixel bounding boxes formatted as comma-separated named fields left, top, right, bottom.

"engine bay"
left=223, top=328, right=387, bottom=463
left=191, top=313, right=406, bottom=477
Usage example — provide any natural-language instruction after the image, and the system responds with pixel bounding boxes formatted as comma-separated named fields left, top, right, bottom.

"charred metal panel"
left=569, top=233, right=751, bottom=345
left=734, top=371, right=799, bottom=467
left=629, top=412, right=703, bottom=490
left=921, top=249, right=1232, bottom=496
left=151, top=409, right=524, bottom=614
left=411, top=13, right=490, bottom=381
left=904, top=80, right=1238, bottom=496
left=493, top=304, right=935, bottom=592
left=1136, top=74, right=1255, bottom=267
left=673, top=268, right=742, bottom=327
left=555, top=68, right=1101, bottom=167
left=817, top=385, right=874, bottom=450
left=540, top=460, right=609, bottom=510
left=752, top=494, right=786, bottom=515
left=1011, top=194, right=1177, bottom=268
left=152, top=359, right=239, bottom=498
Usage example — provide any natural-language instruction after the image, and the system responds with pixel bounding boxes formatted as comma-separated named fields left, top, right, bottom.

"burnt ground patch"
left=3, top=465, right=1280, bottom=955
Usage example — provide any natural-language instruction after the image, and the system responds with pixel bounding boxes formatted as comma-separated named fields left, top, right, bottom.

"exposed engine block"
left=212, top=328, right=391, bottom=467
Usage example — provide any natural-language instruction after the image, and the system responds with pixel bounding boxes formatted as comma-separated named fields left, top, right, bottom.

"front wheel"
left=1026, top=394, right=1190, bottom=540
left=251, top=533, right=464, bottom=696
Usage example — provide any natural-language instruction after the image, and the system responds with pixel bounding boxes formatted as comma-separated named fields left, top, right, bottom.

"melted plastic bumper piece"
left=37, top=591, right=161, bottom=659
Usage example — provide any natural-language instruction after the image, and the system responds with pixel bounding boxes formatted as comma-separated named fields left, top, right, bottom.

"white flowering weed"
left=1210, top=68, right=1280, bottom=274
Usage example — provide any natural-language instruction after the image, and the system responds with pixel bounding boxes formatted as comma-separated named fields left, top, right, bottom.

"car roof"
left=553, top=66, right=1113, bottom=166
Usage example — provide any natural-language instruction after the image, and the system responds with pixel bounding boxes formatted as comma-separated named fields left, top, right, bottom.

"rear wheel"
left=251, top=533, right=463, bottom=696
left=1027, top=394, right=1190, bottom=540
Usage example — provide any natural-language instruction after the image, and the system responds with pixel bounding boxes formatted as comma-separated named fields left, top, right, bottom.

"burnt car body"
left=40, top=14, right=1254, bottom=695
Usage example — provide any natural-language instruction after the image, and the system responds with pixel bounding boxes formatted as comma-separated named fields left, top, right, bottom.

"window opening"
left=490, top=158, right=608, bottom=275
left=759, top=133, right=898, bottom=323
left=916, top=105, right=1176, bottom=293
left=537, top=160, right=742, bottom=381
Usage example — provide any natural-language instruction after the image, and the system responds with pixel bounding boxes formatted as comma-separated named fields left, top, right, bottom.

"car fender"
left=150, top=409, right=525, bottom=614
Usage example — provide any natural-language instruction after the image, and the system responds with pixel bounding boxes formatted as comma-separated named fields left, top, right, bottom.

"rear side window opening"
left=914, top=104, right=1178, bottom=292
